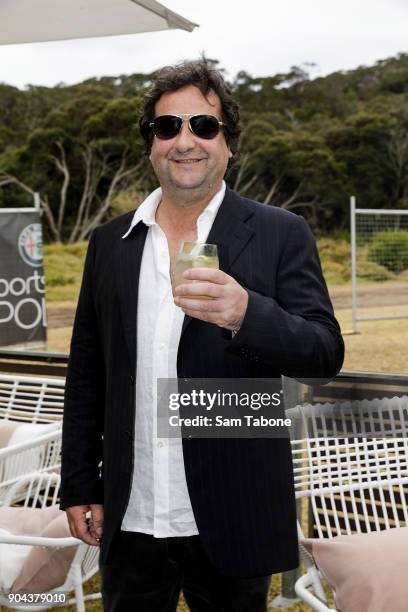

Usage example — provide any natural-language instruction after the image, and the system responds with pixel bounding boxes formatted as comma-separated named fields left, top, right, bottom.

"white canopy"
left=0, top=0, right=197, bottom=45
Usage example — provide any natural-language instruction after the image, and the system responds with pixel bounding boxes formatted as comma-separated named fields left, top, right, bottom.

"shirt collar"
left=121, top=187, right=162, bottom=238
left=122, top=181, right=226, bottom=239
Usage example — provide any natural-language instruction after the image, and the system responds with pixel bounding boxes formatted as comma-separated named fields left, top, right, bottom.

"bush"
left=357, top=259, right=395, bottom=281
left=367, top=231, right=408, bottom=273
left=46, top=275, right=76, bottom=287
left=317, top=237, right=351, bottom=284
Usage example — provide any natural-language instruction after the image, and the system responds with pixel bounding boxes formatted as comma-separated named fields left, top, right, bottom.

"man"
left=60, top=59, right=344, bottom=611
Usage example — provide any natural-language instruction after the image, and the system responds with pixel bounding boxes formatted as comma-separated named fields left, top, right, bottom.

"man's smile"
left=172, top=158, right=205, bottom=164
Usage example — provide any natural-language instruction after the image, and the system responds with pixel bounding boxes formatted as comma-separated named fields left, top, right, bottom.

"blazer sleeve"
left=60, top=230, right=105, bottom=509
left=228, top=214, right=344, bottom=378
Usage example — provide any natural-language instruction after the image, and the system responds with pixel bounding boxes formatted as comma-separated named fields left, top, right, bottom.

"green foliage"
left=43, top=242, right=87, bottom=301
left=367, top=231, right=408, bottom=272
left=110, top=187, right=147, bottom=216
left=42, top=234, right=404, bottom=298
left=317, top=237, right=351, bottom=284
left=357, top=259, right=395, bottom=281
left=316, top=235, right=398, bottom=283
left=1, top=54, right=408, bottom=240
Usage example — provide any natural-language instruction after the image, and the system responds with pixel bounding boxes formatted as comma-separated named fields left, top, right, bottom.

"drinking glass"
left=171, top=242, right=219, bottom=299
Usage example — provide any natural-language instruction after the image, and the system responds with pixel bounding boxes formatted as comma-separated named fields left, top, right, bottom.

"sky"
left=0, top=0, right=407, bottom=89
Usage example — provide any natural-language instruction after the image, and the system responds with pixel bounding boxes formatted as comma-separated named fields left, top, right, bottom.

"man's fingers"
left=181, top=308, right=212, bottom=322
left=77, top=518, right=101, bottom=546
left=79, top=524, right=101, bottom=546
left=90, top=504, right=104, bottom=538
left=175, top=281, right=221, bottom=299
left=66, top=506, right=88, bottom=537
left=182, top=267, right=228, bottom=284
left=175, top=296, right=223, bottom=312
left=65, top=505, right=102, bottom=547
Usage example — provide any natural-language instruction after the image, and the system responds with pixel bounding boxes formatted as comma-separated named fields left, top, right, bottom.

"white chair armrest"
left=0, top=533, right=82, bottom=547
left=295, top=571, right=336, bottom=612
left=0, top=427, right=61, bottom=459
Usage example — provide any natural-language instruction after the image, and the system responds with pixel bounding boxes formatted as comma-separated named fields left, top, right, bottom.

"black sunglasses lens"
left=153, top=115, right=182, bottom=139
left=190, top=115, right=220, bottom=139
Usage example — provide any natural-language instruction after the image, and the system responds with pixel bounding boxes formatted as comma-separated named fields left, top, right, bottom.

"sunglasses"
left=148, top=114, right=225, bottom=140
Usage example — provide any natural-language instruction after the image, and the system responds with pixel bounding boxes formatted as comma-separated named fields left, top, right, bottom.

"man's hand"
left=174, top=268, right=248, bottom=331
left=66, top=504, right=104, bottom=547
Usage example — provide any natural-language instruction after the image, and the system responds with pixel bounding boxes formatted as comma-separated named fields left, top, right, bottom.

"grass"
left=316, top=236, right=351, bottom=285
left=336, top=304, right=408, bottom=373
left=48, top=301, right=408, bottom=382
left=43, top=242, right=88, bottom=302
left=41, top=236, right=408, bottom=302
left=41, top=236, right=352, bottom=304
left=43, top=236, right=408, bottom=374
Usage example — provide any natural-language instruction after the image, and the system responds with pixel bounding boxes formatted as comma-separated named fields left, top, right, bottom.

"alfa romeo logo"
left=18, top=224, right=43, bottom=267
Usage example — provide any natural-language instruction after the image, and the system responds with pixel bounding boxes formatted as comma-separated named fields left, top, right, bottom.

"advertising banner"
left=0, top=211, right=47, bottom=348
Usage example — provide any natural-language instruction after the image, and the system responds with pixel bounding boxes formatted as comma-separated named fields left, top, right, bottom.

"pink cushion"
left=11, top=513, right=78, bottom=593
left=0, top=506, right=62, bottom=535
left=0, top=421, right=22, bottom=449
left=7, top=422, right=60, bottom=447
left=0, top=506, right=64, bottom=590
left=0, top=527, right=32, bottom=589
left=302, top=527, right=408, bottom=612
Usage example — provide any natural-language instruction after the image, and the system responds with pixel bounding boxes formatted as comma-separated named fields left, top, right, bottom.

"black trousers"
left=100, top=530, right=271, bottom=612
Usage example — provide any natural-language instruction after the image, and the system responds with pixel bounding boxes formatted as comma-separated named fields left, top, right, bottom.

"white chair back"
left=0, top=374, right=65, bottom=423
left=0, top=428, right=62, bottom=505
left=290, top=396, right=408, bottom=611
left=0, top=472, right=100, bottom=611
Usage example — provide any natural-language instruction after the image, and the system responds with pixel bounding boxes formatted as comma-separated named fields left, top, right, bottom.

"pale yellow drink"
left=171, top=243, right=219, bottom=300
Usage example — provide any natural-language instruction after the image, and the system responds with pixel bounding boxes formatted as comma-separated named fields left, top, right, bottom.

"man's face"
left=149, top=85, right=232, bottom=195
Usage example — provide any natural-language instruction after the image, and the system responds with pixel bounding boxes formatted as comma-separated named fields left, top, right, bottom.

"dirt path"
left=46, top=302, right=76, bottom=329
left=329, top=282, right=408, bottom=309
left=46, top=282, right=407, bottom=329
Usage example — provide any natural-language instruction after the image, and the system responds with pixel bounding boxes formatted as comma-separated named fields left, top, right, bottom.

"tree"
left=0, top=90, right=151, bottom=242
left=326, top=110, right=406, bottom=211
left=230, top=119, right=349, bottom=228
left=1, top=54, right=408, bottom=239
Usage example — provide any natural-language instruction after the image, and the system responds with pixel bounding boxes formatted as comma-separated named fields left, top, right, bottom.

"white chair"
left=0, top=428, right=62, bottom=505
left=288, top=396, right=408, bottom=611
left=0, top=472, right=100, bottom=612
left=0, top=375, right=65, bottom=423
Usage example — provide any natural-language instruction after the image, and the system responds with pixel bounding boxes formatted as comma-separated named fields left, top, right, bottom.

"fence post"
left=271, top=376, right=304, bottom=608
left=350, top=195, right=357, bottom=334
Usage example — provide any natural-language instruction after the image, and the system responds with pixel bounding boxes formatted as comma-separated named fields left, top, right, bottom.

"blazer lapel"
left=115, top=221, right=148, bottom=374
left=181, top=188, right=255, bottom=337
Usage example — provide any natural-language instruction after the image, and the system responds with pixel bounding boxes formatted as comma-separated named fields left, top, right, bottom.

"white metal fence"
left=351, top=196, right=408, bottom=333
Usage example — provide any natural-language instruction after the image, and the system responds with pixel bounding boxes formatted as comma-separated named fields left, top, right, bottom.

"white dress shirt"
left=121, top=181, right=226, bottom=537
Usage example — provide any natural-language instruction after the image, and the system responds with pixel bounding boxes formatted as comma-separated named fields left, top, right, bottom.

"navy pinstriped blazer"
left=60, top=187, right=344, bottom=577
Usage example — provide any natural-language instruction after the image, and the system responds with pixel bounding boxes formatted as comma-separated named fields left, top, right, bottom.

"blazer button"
left=124, top=430, right=132, bottom=440
left=130, top=375, right=135, bottom=384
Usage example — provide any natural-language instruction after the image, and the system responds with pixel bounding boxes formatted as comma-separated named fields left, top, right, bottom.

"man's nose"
left=173, top=120, right=196, bottom=151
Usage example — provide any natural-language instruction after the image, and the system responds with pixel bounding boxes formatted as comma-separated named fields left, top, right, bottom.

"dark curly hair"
left=139, top=59, right=241, bottom=159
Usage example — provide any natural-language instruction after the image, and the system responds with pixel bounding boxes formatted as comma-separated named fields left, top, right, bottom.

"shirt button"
left=157, top=441, right=165, bottom=448
left=159, top=343, right=165, bottom=350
